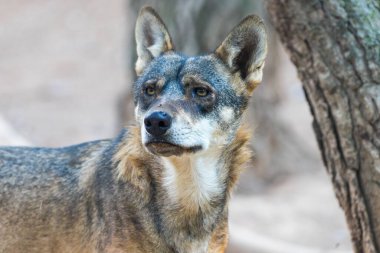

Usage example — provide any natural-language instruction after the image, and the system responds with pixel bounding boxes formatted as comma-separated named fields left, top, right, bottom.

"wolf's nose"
left=144, top=111, right=172, bottom=136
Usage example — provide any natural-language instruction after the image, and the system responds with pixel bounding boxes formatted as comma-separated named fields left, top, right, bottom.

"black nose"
left=144, top=111, right=172, bottom=137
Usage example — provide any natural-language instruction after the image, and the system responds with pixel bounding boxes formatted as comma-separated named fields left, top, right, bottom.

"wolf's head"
left=133, top=6, right=267, bottom=157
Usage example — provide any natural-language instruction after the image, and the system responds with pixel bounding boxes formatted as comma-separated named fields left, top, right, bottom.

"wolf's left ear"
left=215, top=15, right=267, bottom=93
left=135, top=6, right=174, bottom=76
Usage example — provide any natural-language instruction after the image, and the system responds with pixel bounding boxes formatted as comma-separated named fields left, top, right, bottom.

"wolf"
left=0, top=6, right=267, bottom=253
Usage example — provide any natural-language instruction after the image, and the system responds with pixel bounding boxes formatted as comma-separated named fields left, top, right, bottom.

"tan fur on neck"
left=224, top=126, right=252, bottom=194
left=113, top=126, right=152, bottom=200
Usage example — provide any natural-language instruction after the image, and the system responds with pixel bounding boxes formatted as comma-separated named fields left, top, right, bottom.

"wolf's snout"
left=144, top=111, right=172, bottom=136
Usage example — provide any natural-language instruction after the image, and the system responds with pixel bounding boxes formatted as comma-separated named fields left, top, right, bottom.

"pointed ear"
left=135, top=6, right=174, bottom=76
left=215, top=15, right=267, bottom=93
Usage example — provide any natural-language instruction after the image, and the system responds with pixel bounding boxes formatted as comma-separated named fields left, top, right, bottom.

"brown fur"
left=207, top=217, right=229, bottom=253
left=113, top=126, right=152, bottom=196
left=224, top=126, right=252, bottom=193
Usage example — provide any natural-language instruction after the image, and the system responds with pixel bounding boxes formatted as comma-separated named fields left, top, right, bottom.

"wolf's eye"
left=193, top=87, right=209, bottom=97
left=145, top=86, right=156, bottom=96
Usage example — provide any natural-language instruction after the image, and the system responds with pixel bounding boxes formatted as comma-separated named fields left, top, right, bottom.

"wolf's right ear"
left=215, top=15, right=267, bottom=93
left=135, top=6, right=174, bottom=76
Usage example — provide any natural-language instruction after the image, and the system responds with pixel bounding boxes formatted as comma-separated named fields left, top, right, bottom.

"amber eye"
left=145, top=85, right=156, bottom=96
left=194, top=87, right=209, bottom=97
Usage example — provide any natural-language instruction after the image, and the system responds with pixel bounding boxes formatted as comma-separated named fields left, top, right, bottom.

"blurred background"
left=0, top=0, right=352, bottom=252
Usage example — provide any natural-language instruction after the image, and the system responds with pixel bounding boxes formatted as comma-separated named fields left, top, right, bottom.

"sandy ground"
left=0, top=1, right=352, bottom=252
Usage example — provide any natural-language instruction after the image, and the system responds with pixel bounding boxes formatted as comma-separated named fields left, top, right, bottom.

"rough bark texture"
left=267, top=1, right=380, bottom=252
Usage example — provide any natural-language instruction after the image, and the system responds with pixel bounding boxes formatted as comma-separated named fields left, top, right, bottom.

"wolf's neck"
left=161, top=148, right=224, bottom=213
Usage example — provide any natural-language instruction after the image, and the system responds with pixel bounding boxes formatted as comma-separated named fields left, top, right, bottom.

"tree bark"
left=267, top=1, right=380, bottom=252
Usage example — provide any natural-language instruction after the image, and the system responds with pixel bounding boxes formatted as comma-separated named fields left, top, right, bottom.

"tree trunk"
left=267, top=1, right=380, bottom=252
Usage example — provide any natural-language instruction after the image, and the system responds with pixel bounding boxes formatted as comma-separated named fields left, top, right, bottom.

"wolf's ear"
left=215, top=15, right=267, bottom=93
left=135, top=6, right=174, bottom=76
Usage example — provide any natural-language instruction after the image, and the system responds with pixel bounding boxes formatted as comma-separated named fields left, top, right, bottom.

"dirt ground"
left=0, top=1, right=352, bottom=252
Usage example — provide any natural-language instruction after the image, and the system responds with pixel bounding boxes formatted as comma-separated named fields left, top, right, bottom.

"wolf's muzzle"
left=144, top=111, right=172, bottom=137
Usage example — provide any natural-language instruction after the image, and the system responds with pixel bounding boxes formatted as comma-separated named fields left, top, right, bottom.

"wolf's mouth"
left=145, top=141, right=202, bottom=157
